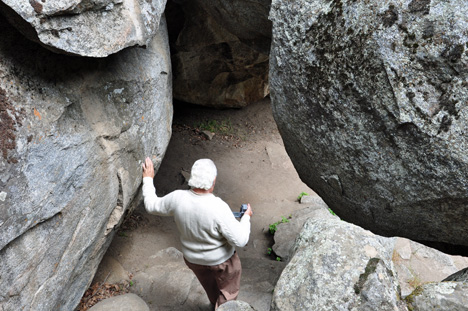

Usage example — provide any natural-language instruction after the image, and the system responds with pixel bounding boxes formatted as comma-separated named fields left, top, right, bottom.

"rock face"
left=0, top=0, right=167, bottom=57
left=269, top=0, right=468, bottom=248
left=167, top=0, right=270, bottom=108
left=392, top=238, right=468, bottom=297
left=271, top=218, right=405, bottom=311
left=406, top=282, right=468, bottom=311
left=129, top=247, right=208, bottom=309
left=217, top=300, right=256, bottom=311
left=0, top=14, right=172, bottom=311
left=272, top=195, right=332, bottom=262
left=271, top=208, right=468, bottom=310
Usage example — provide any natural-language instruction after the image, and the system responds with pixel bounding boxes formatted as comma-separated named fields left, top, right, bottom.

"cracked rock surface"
left=0, top=0, right=167, bottom=57
left=0, top=15, right=172, bottom=310
left=269, top=0, right=468, bottom=248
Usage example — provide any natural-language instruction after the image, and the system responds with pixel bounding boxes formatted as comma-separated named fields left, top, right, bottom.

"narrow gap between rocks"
left=86, top=98, right=315, bottom=311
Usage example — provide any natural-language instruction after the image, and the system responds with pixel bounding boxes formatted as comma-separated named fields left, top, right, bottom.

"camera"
left=233, top=204, right=248, bottom=218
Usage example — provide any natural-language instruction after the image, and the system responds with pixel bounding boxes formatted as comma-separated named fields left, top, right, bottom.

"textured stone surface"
left=130, top=247, right=210, bottom=310
left=270, top=209, right=468, bottom=309
left=88, top=293, right=150, bottom=311
left=93, top=255, right=130, bottom=284
left=0, top=0, right=167, bottom=57
left=406, top=282, right=468, bottom=311
left=0, top=15, right=172, bottom=310
left=393, top=238, right=468, bottom=297
left=272, top=198, right=333, bottom=261
left=237, top=257, right=285, bottom=311
left=269, top=0, right=468, bottom=247
left=167, top=0, right=269, bottom=108
left=218, top=300, right=257, bottom=311
left=271, top=218, right=404, bottom=311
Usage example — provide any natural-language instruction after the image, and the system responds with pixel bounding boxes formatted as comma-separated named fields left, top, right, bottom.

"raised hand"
left=142, top=157, right=155, bottom=179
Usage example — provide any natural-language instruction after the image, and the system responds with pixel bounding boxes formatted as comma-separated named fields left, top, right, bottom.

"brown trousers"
left=184, top=252, right=242, bottom=309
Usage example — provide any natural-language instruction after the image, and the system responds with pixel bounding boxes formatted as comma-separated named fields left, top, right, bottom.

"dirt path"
left=95, top=98, right=314, bottom=310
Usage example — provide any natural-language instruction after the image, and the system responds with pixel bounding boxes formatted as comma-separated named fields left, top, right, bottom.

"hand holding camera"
left=233, top=203, right=252, bottom=218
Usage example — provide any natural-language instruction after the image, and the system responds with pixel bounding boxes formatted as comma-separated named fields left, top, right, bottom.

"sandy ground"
left=95, top=98, right=315, bottom=310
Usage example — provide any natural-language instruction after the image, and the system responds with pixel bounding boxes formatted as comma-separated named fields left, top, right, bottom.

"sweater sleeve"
left=142, top=177, right=174, bottom=216
left=216, top=202, right=251, bottom=247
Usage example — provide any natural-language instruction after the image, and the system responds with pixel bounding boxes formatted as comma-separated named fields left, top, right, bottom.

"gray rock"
left=272, top=203, right=334, bottom=261
left=393, top=238, right=468, bottom=297
left=218, top=300, right=257, bottom=311
left=442, top=267, right=468, bottom=282
left=406, top=282, right=468, bottom=311
left=0, top=0, right=167, bottom=57
left=237, top=257, right=286, bottom=311
left=88, top=293, right=150, bottom=311
left=271, top=203, right=468, bottom=308
left=201, top=130, right=215, bottom=140
left=167, top=0, right=269, bottom=108
left=271, top=218, right=404, bottom=311
left=269, top=0, right=468, bottom=248
left=130, top=247, right=210, bottom=310
left=93, top=255, right=130, bottom=284
left=0, top=15, right=172, bottom=311
left=299, top=194, right=327, bottom=205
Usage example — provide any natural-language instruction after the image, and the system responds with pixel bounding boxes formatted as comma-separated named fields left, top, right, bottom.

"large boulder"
left=271, top=216, right=468, bottom=311
left=167, top=0, right=270, bottom=108
left=130, top=247, right=211, bottom=309
left=0, top=0, right=167, bottom=57
left=269, top=0, right=468, bottom=248
left=271, top=218, right=405, bottom=311
left=0, top=14, right=172, bottom=311
left=272, top=195, right=333, bottom=262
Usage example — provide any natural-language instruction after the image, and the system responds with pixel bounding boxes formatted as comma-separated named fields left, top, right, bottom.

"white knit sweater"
left=142, top=177, right=251, bottom=266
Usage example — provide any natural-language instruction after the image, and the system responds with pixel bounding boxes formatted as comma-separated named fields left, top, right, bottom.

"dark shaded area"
left=418, top=241, right=468, bottom=257
left=380, top=4, right=398, bottom=28
left=165, top=0, right=185, bottom=54
left=408, top=0, right=431, bottom=15
left=442, top=44, right=465, bottom=63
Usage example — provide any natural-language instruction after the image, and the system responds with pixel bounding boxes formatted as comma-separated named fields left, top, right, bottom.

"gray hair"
left=188, top=159, right=217, bottom=190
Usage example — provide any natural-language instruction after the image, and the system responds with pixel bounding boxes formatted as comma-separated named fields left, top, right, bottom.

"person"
left=141, top=157, right=253, bottom=309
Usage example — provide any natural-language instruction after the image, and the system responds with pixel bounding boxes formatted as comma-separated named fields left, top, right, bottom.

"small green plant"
left=297, top=192, right=309, bottom=201
left=269, top=223, right=277, bottom=235
left=117, top=231, right=128, bottom=237
left=129, top=281, right=134, bottom=287
left=269, top=216, right=290, bottom=235
left=195, top=119, right=234, bottom=135
left=328, top=208, right=336, bottom=216
left=266, top=247, right=282, bottom=262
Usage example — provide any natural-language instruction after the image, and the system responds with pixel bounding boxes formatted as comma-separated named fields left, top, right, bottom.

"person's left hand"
left=142, top=157, right=155, bottom=179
